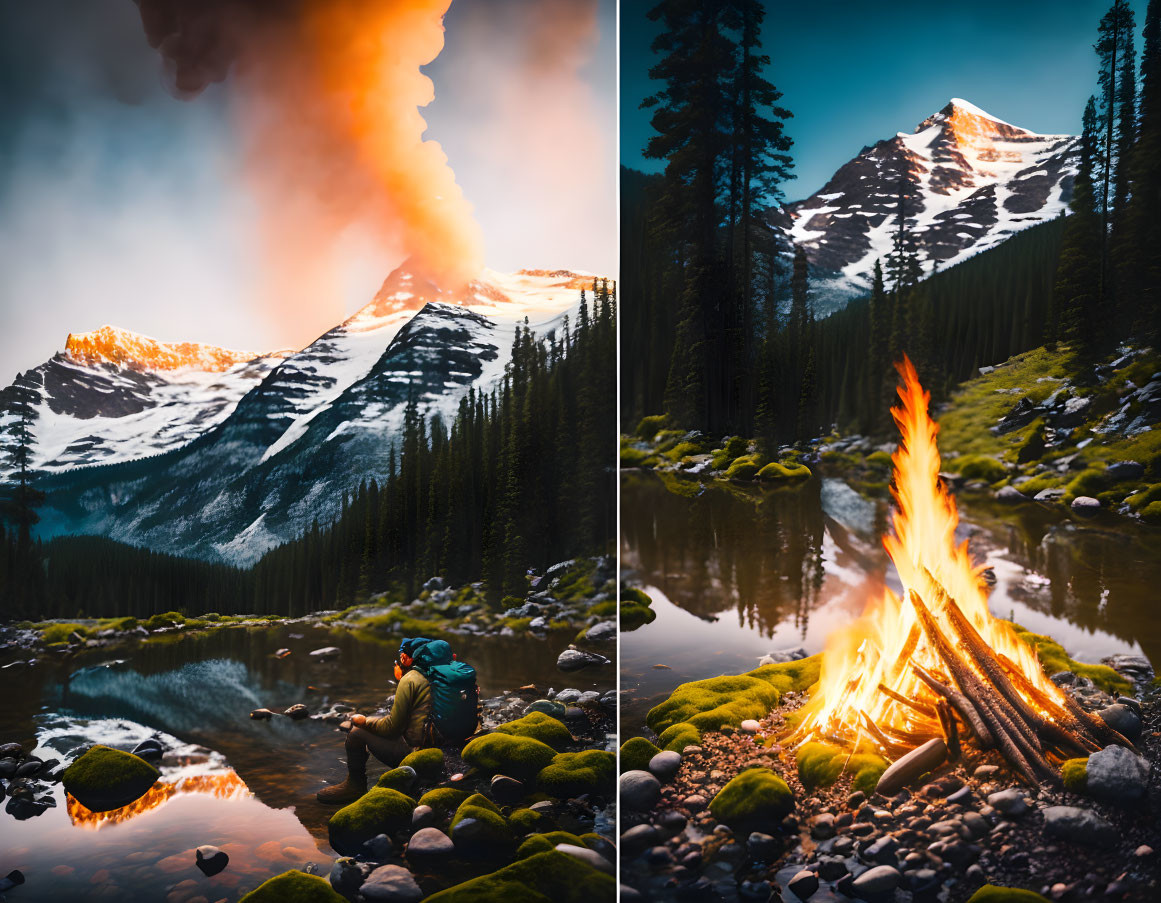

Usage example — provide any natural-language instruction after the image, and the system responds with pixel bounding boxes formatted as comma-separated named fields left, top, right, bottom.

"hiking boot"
left=316, top=775, right=366, bottom=804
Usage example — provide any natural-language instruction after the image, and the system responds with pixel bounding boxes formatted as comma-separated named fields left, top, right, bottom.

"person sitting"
left=316, top=637, right=433, bottom=804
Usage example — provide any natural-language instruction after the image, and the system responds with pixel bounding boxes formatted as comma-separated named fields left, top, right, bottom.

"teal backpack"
left=406, top=638, right=480, bottom=743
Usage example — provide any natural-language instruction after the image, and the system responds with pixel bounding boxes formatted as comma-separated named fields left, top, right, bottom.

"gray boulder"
left=996, top=485, right=1028, bottom=503
left=1071, top=495, right=1101, bottom=516
left=360, top=864, right=424, bottom=903
left=620, top=770, right=662, bottom=811
left=1042, top=805, right=1116, bottom=846
left=1098, top=703, right=1143, bottom=742
left=1107, top=460, right=1145, bottom=481
left=1085, top=745, right=1149, bottom=803
left=648, top=751, right=682, bottom=783
left=557, top=648, right=611, bottom=672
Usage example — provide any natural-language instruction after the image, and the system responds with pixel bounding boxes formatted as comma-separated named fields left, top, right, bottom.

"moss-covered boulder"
left=965, top=886, right=1051, bottom=903
left=795, top=742, right=887, bottom=796
left=620, top=587, right=656, bottom=631
left=401, top=747, right=445, bottom=781
left=726, top=456, right=761, bottom=481
left=709, top=768, right=794, bottom=833
left=424, top=849, right=614, bottom=903
left=417, top=788, right=472, bottom=819
left=620, top=736, right=661, bottom=773
left=537, top=750, right=614, bottom=799
left=62, top=745, right=160, bottom=813
left=494, top=712, right=572, bottom=750
left=461, top=733, right=557, bottom=781
left=508, top=806, right=556, bottom=836
left=636, top=415, right=669, bottom=439
left=516, top=830, right=590, bottom=859
left=646, top=655, right=820, bottom=752
left=449, top=793, right=515, bottom=860
left=1062, top=757, right=1088, bottom=793
left=238, top=870, right=346, bottom=903
left=328, top=788, right=416, bottom=856
left=1008, top=624, right=1132, bottom=695
left=375, top=766, right=418, bottom=794
left=757, top=461, right=812, bottom=481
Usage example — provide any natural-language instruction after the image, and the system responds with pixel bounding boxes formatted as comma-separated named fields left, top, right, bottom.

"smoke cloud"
left=134, top=0, right=484, bottom=346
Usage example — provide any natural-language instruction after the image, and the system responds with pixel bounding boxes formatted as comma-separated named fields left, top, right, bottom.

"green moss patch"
left=328, top=788, right=416, bottom=856
left=949, top=455, right=1007, bottom=484
left=620, top=736, right=661, bottom=773
left=418, top=788, right=472, bottom=818
left=636, top=415, right=669, bottom=439
left=424, top=850, right=614, bottom=903
left=495, top=712, right=572, bottom=751
left=758, top=461, right=812, bottom=481
left=537, top=750, right=614, bottom=799
left=401, top=747, right=445, bottom=781
left=966, top=886, right=1051, bottom=903
left=709, top=768, right=795, bottom=833
left=795, top=742, right=888, bottom=795
left=646, top=655, right=820, bottom=751
left=375, top=767, right=418, bottom=793
left=515, top=831, right=590, bottom=859
left=239, top=870, right=346, bottom=903
left=62, top=745, right=160, bottom=813
left=461, top=733, right=557, bottom=782
left=449, top=793, right=514, bottom=859
left=1062, top=757, right=1088, bottom=793
left=1009, top=624, right=1132, bottom=695
left=508, top=807, right=556, bottom=835
left=726, top=455, right=762, bottom=481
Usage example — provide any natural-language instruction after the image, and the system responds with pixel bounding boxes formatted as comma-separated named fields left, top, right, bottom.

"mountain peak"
left=65, top=325, right=286, bottom=373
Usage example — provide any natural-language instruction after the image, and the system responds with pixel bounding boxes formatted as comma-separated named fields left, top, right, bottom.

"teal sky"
left=621, top=0, right=1149, bottom=200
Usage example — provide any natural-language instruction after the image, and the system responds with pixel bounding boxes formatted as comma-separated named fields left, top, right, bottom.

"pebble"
left=621, top=770, right=662, bottom=811
left=648, top=751, right=683, bottom=783
left=851, top=865, right=901, bottom=895
left=1096, top=703, right=1143, bottom=743
left=788, top=869, right=819, bottom=900
left=360, top=865, right=423, bottom=903
left=987, top=788, right=1029, bottom=817
left=683, top=794, right=707, bottom=812
left=194, top=846, right=228, bottom=877
left=740, top=720, right=761, bottom=734
left=411, top=805, right=437, bottom=830
left=620, top=824, right=659, bottom=857
left=405, top=827, right=455, bottom=860
left=747, top=832, right=780, bottom=862
left=818, top=855, right=848, bottom=881
left=1042, top=805, right=1116, bottom=847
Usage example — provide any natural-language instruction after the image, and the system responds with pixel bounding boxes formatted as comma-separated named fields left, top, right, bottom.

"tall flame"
left=793, top=357, right=1064, bottom=751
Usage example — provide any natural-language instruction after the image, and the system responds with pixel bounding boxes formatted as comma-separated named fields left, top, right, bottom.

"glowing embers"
left=792, top=358, right=1125, bottom=782
left=66, top=771, right=251, bottom=830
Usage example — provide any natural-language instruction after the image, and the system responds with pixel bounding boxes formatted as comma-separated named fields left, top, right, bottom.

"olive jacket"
left=365, top=668, right=432, bottom=747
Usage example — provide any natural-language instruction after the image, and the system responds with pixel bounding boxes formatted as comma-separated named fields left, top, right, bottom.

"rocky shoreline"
left=619, top=653, right=1160, bottom=903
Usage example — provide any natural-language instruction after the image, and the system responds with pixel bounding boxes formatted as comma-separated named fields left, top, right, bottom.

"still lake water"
left=0, top=623, right=611, bottom=902
left=620, top=471, right=1161, bottom=735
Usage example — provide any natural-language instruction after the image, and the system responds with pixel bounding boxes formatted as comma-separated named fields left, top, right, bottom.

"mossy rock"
left=62, top=745, right=160, bottom=813
left=328, top=788, right=416, bottom=856
left=1008, top=624, right=1132, bottom=695
left=238, top=870, right=346, bottom=903
left=656, top=722, right=702, bottom=753
left=537, top=750, right=615, bottom=799
left=795, top=742, right=887, bottom=796
left=758, top=461, right=812, bottom=481
left=1062, top=757, right=1088, bottom=793
left=620, top=586, right=656, bottom=632
left=709, top=768, right=794, bottom=833
left=635, top=415, right=669, bottom=439
left=726, top=456, right=761, bottom=481
left=646, top=655, right=821, bottom=749
left=461, top=733, right=557, bottom=781
left=424, top=849, right=614, bottom=903
left=401, top=747, right=445, bottom=781
left=375, top=766, right=418, bottom=794
left=620, top=736, right=661, bottom=773
left=495, top=712, right=572, bottom=751
left=418, top=787, right=472, bottom=818
left=449, top=793, right=514, bottom=860
left=951, top=455, right=1007, bottom=484
left=508, top=807, right=557, bottom=835
left=516, top=830, right=589, bottom=859
left=965, top=886, right=1051, bottom=903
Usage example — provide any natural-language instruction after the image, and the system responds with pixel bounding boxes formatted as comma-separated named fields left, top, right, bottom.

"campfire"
left=792, top=357, right=1133, bottom=786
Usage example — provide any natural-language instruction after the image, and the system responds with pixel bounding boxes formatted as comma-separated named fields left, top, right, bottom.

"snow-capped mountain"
left=782, top=98, right=1078, bottom=313
left=7, top=267, right=594, bottom=564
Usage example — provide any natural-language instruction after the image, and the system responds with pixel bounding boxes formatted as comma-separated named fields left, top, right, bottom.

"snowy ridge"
left=784, top=99, right=1078, bottom=313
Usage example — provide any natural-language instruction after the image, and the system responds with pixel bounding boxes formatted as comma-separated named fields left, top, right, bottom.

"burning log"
left=874, top=738, right=947, bottom=797
left=877, top=682, right=936, bottom=719
left=935, top=699, right=961, bottom=761
left=911, top=661, right=994, bottom=749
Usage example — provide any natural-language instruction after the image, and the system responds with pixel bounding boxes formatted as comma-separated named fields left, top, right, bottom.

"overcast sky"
left=0, top=0, right=616, bottom=378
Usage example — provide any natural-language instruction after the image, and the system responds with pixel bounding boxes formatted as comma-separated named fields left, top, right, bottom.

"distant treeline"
left=0, top=282, right=616, bottom=621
